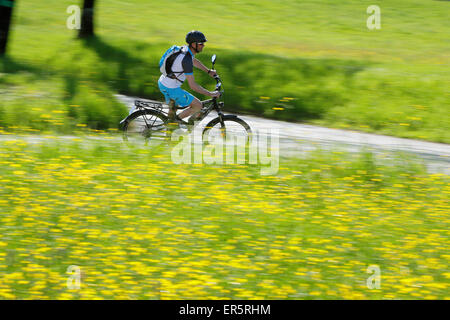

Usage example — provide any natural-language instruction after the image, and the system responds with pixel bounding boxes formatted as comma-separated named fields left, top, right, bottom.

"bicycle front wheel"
left=202, top=115, right=252, bottom=144
left=122, top=109, right=169, bottom=144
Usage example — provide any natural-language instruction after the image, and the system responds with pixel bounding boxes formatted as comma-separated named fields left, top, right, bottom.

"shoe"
left=175, top=115, right=189, bottom=125
left=167, top=115, right=189, bottom=130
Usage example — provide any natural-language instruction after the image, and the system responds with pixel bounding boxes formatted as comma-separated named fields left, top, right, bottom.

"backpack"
left=159, top=45, right=186, bottom=82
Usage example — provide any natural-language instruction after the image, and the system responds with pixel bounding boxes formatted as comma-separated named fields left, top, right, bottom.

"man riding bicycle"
left=158, top=30, right=221, bottom=124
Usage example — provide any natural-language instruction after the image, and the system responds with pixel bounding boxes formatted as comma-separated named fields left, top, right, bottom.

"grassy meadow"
left=0, top=0, right=449, bottom=141
left=0, top=137, right=448, bottom=299
left=0, top=0, right=449, bottom=301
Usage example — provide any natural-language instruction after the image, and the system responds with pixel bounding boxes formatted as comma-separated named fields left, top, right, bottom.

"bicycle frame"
left=179, top=74, right=225, bottom=128
left=187, top=98, right=225, bottom=128
left=131, top=98, right=223, bottom=128
left=166, top=72, right=225, bottom=129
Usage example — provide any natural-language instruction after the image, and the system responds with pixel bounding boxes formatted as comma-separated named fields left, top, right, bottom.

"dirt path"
left=116, top=94, right=450, bottom=174
left=0, top=95, right=448, bottom=174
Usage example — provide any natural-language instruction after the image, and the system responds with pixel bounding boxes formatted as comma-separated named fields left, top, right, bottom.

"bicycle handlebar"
left=212, top=60, right=223, bottom=98
left=214, top=75, right=222, bottom=92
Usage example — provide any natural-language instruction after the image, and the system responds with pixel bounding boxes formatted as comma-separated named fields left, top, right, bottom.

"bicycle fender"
left=119, top=118, right=128, bottom=130
left=119, top=111, right=140, bottom=129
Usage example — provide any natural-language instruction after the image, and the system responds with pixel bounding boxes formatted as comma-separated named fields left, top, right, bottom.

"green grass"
left=0, top=0, right=449, bottom=141
left=1, top=1, right=448, bottom=301
left=0, top=136, right=448, bottom=299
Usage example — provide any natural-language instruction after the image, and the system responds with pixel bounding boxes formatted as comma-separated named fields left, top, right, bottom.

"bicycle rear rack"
left=134, top=100, right=164, bottom=111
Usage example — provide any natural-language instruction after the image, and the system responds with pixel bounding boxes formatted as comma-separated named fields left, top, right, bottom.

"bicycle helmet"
left=186, top=30, right=207, bottom=44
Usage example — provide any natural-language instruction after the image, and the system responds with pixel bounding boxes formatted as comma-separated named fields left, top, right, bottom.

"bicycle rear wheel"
left=202, top=115, right=252, bottom=144
left=122, top=109, right=169, bottom=144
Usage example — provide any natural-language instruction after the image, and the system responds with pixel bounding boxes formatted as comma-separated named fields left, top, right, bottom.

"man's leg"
left=167, top=99, right=176, bottom=120
left=177, top=97, right=202, bottom=120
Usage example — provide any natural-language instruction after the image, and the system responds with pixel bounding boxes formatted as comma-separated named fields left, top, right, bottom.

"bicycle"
left=119, top=54, right=252, bottom=144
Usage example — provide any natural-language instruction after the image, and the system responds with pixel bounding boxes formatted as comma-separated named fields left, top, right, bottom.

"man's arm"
left=186, top=74, right=219, bottom=97
left=193, top=58, right=217, bottom=77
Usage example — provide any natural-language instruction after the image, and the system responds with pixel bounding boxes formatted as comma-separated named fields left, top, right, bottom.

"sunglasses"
left=197, top=42, right=205, bottom=46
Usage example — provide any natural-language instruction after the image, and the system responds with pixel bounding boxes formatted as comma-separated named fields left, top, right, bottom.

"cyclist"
left=158, top=30, right=221, bottom=124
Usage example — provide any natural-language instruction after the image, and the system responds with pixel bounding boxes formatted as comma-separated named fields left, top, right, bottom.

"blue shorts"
left=158, top=80, right=194, bottom=108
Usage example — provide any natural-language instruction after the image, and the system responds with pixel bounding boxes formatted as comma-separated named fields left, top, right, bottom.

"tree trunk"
left=0, top=0, right=15, bottom=55
left=78, top=0, right=95, bottom=38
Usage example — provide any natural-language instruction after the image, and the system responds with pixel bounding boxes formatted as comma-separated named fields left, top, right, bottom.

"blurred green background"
left=0, top=0, right=449, bottom=300
left=0, top=0, right=449, bottom=141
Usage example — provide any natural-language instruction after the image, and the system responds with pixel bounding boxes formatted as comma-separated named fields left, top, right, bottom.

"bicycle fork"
left=218, top=111, right=227, bottom=138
